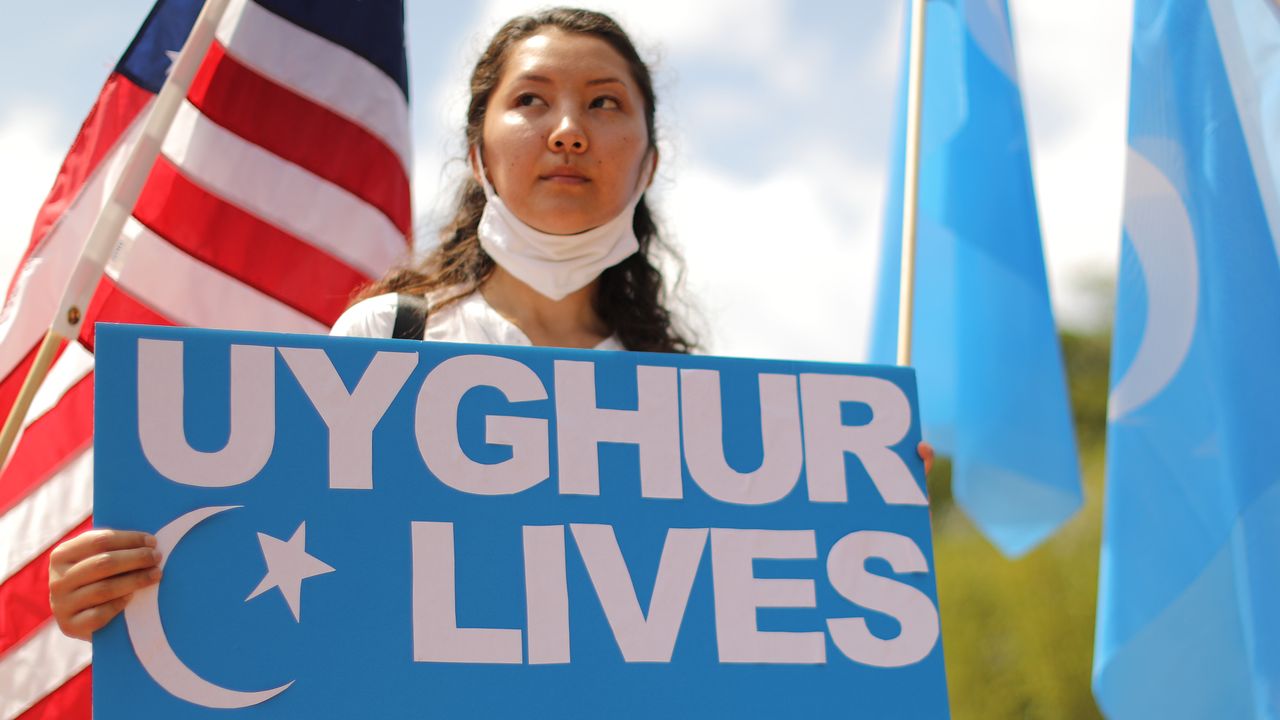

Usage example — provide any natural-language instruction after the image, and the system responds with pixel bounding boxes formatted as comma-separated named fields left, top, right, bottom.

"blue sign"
left=93, top=323, right=950, bottom=718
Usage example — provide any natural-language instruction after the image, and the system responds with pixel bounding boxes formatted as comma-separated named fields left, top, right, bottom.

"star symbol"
left=246, top=522, right=335, bottom=622
left=164, top=49, right=180, bottom=77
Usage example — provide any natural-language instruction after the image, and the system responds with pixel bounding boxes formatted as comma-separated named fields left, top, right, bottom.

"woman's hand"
left=48, top=529, right=162, bottom=640
left=918, top=442, right=935, bottom=475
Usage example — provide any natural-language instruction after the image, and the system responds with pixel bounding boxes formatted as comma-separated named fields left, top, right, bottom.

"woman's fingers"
left=49, top=529, right=162, bottom=640
left=52, top=545, right=162, bottom=595
left=52, top=565, right=162, bottom=640
left=60, top=593, right=135, bottom=641
left=64, top=565, right=162, bottom=611
left=917, top=441, right=935, bottom=475
left=49, top=529, right=156, bottom=573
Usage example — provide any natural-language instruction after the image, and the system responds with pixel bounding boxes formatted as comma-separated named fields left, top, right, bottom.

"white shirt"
left=330, top=291, right=625, bottom=351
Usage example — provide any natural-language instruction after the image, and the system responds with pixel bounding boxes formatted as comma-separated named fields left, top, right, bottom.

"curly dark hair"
left=355, top=7, right=694, bottom=353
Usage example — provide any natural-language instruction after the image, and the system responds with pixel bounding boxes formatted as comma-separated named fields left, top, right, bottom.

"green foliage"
left=931, top=330, right=1111, bottom=720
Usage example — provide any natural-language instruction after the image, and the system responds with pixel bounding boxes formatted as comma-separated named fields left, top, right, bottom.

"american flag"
left=0, top=0, right=410, bottom=716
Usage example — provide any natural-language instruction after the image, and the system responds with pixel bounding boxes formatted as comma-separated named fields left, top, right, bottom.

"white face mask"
left=475, top=154, right=653, bottom=301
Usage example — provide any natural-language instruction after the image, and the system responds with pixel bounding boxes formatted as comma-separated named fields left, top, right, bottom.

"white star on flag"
left=246, top=522, right=335, bottom=622
left=163, top=49, right=180, bottom=76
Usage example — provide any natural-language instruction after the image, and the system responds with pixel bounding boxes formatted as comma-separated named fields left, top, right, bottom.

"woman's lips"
left=541, top=168, right=589, bottom=184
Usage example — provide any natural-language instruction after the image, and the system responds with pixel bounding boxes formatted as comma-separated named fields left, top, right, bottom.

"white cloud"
left=660, top=155, right=882, bottom=362
left=1011, top=0, right=1133, bottom=327
left=0, top=109, right=65, bottom=283
left=473, top=0, right=787, bottom=57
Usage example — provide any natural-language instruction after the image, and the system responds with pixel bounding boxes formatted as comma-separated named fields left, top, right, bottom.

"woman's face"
left=478, top=29, right=653, bottom=235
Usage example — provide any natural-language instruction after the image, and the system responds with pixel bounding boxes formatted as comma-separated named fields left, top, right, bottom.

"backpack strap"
left=392, top=293, right=430, bottom=340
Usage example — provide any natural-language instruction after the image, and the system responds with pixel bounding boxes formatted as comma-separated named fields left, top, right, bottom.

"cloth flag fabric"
left=1093, top=1, right=1280, bottom=717
left=870, top=0, right=1082, bottom=557
left=0, top=1, right=410, bottom=717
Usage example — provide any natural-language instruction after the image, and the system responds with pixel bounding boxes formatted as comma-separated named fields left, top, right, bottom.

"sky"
left=0, top=0, right=1133, bottom=362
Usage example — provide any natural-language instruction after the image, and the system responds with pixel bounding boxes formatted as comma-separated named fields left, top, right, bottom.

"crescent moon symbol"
left=1108, top=147, right=1200, bottom=420
left=124, top=505, right=294, bottom=708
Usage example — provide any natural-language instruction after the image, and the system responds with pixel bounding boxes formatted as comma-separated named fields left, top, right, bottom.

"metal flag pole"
left=0, top=0, right=232, bottom=470
left=897, top=0, right=928, bottom=366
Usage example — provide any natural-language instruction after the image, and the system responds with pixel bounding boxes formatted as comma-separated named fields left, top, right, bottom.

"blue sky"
left=0, top=1, right=1131, bottom=361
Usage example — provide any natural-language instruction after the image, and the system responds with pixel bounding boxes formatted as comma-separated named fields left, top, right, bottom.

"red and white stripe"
left=0, top=1, right=410, bottom=715
left=215, top=0, right=412, bottom=174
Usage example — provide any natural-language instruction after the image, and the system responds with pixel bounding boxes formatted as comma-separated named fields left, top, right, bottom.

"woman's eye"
left=590, top=96, right=621, bottom=110
left=516, top=93, right=543, bottom=107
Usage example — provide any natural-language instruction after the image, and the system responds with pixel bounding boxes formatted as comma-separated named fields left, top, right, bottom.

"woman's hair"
left=357, top=7, right=694, bottom=353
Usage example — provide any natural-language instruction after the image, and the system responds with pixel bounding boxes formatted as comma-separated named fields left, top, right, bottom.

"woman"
left=48, top=7, right=933, bottom=641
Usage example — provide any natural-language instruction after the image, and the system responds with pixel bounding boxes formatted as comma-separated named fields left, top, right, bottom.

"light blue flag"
left=1093, top=1, right=1280, bottom=718
left=870, top=0, right=1082, bottom=557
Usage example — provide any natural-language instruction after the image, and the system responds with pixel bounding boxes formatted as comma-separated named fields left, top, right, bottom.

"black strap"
left=392, top=293, right=430, bottom=340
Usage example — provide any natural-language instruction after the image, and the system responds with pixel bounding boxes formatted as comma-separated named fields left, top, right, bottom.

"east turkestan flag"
left=871, top=0, right=1083, bottom=557
left=1093, top=1, right=1280, bottom=718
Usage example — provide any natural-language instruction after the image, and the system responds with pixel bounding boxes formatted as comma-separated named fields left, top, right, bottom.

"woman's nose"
left=547, top=114, right=588, bottom=154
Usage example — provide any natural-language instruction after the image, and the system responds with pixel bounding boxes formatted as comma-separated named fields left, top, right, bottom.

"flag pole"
left=897, top=0, right=928, bottom=366
left=0, top=0, right=232, bottom=470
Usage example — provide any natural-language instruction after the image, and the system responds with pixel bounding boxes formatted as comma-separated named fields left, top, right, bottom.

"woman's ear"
left=645, top=147, right=659, bottom=189
left=468, top=146, right=484, bottom=186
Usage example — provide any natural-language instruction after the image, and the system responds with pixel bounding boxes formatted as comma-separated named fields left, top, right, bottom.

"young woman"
left=48, top=8, right=933, bottom=641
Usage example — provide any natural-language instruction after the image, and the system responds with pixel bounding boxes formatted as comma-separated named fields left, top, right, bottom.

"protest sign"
left=93, top=323, right=949, bottom=718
